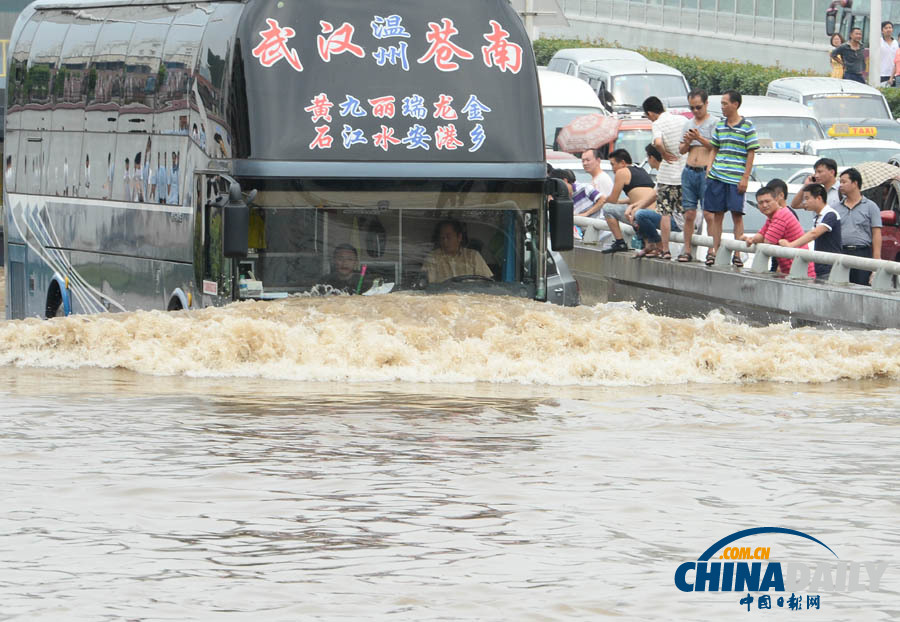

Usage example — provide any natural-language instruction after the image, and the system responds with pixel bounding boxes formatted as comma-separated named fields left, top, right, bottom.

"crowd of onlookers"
left=831, top=20, right=900, bottom=86
left=549, top=88, right=883, bottom=285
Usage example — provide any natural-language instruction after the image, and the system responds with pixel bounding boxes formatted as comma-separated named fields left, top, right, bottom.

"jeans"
left=634, top=209, right=681, bottom=244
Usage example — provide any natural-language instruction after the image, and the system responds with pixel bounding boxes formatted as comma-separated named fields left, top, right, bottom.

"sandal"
left=677, top=252, right=693, bottom=263
left=657, top=251, right=672, bottom=261
left=633, top=248, right=661, bottom=259
left=705, top=251, right=716, bottom=266
left=732, top=253, right=744, bottom=268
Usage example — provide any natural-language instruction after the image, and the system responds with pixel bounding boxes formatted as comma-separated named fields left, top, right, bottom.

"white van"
left=538, top=69, right=608, bottom=149
left=546, top=48, right=646, bottom=77
left=576, top=59, right=690, bottom=114
left=766, top=77, right=893, bottom=123
left=706, top=95, right=825, bottom=143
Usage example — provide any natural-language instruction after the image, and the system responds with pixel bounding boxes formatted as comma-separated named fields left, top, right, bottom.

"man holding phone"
left=790, top=157, right=841, bottom=211
left=678, top=89, right=718, bottom=262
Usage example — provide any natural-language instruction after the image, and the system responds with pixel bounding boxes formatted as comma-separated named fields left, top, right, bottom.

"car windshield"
left=815, top=147, right=900, bottom=166
left=806, top=95, right=891, bottom=120
left=752, top=163, right=813, bottom=184
left=228, top=178, right=543, bottom=297
left=863, top=124, right=900, bottom=142
left=751, top=117, right=824, bottom=142
left=614, top=129, right=653, bottom=163
left=611, top=74, right=687, bottom=107
left=543, top=106, right=605, bottom=148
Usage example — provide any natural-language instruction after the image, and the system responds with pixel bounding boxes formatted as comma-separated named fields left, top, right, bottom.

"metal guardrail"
left=574, top=215, right=900, bottom=292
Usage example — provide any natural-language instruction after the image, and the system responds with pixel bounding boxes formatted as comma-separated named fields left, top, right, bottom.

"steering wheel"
left=448, top=275, right=494, bottom=283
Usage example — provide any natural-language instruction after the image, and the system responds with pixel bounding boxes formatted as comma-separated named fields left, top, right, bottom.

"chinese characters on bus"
left=252, top=15, right=523, bottom=74
left=251, top=14, right=512, bottom=154
left=305, top=92, right=492, bottom=153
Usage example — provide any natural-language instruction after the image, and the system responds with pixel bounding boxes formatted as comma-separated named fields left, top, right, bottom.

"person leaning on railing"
left=740, top=185, right=814, bottom=277
left=778, top=183, right=842, bottom=279
left=835, top=168, right=882, bottom=285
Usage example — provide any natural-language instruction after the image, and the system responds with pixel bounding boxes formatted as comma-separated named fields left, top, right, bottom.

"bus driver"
left=423, top=220, right=493, bottom=283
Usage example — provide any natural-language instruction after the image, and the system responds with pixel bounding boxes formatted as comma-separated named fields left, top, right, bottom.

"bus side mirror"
left=825, top=7, right=836, bottom=37
left=546, top=177, right=574, bottom=252
left=223, top=181, right=250, bottom=258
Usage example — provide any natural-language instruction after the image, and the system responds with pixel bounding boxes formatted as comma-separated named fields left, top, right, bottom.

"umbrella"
left=854, top=160, right=900, bottom=191
left=555, top=113, right=620, bottom=153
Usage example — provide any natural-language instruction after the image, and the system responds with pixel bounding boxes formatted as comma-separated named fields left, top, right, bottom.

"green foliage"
left=532, top=37, right=817, bottom=96
left=879, top=87, right=900, bottom=118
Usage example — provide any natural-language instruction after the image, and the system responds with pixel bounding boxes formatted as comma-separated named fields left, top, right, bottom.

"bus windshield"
left=233, top=178, right=543, bottom=297
left=806, top=95, right=891, bottom=120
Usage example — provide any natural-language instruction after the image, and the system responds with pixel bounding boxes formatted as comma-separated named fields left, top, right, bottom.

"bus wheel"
left=46, top=282, right=65, bottom=318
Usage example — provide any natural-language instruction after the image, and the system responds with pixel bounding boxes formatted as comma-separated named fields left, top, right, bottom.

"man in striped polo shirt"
left=704, top=90, right=759, bottom=267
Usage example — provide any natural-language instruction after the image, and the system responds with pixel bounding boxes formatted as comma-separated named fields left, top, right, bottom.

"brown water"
left=1, top=279, right=899, bottom=619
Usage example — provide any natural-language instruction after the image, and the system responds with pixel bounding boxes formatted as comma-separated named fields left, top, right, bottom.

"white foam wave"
left=1, top=293, right=898, bottom=386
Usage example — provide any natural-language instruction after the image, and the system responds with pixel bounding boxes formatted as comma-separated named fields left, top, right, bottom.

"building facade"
left=544, top=0, right=835, bottom=73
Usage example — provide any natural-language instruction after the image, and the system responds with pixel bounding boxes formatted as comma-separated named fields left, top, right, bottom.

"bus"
left=3, top=0, right=572, bottom=320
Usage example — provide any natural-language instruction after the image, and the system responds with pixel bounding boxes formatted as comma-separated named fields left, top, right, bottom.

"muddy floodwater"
left=1, top=275, right=899, bottom=620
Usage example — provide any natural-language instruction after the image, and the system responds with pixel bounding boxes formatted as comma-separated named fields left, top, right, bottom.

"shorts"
left=703, top=176, right=745, bottom=214
left=656, top=183, right=683, bottom=217
left=681, top=166, right=706, bottom=210
left=601, top=203, right=629, bottom=223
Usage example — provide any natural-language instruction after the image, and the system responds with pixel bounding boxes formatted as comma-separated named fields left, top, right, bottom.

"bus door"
left=193, top=172, right=231, bottom=305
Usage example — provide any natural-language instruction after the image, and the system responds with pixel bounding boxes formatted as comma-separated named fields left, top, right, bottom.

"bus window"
left=157, top=24, right=202, bottom=134
left=121, top=15, right=170, bottom=133
left=86, top=9, right=134, bottom=132
left=27, top=11, right=70, bottom=128
left=54, top=8, right=107, bottom=132
left=45, top=131, right=84, bottom=198
left=4, top=132, right=19, bottom=194
left=6, top=15, right=41, bottom=131
left=83, top=133, right=117, bottom=200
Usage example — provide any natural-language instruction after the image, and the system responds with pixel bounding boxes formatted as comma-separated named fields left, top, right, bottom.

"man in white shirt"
left=882, top=21, right=899, bottom=84
left=643, top=96, right=688, bottom=260
left=581, top=147, right=614, bottom=198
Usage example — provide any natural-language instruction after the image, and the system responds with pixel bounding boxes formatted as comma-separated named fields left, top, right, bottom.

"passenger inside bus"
left=320, top=243, right=377, bottom=294
left=423, top=219, right=494, bottom=283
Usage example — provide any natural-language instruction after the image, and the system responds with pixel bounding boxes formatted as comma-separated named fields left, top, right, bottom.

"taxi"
left=749, top=145, right=819, bottom=185
left=825, top=121, right=900, bottom=142
left=802, top=137, right=900, bottom=166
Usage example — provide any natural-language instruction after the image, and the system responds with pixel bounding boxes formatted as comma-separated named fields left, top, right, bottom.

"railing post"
left=582, top=223, right=602, bottom=245
left=788, top=255, right=813, bottom=279
left=827, top=260, right=850, bottom=285
left=872, top=268, right=898, bottom=291
left=713, top=247, right=733, bottom=268
left=749, top=246, right=770, bottom=273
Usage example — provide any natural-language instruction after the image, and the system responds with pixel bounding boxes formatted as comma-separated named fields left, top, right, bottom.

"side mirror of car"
left=881, top=210, right=897, bottom=226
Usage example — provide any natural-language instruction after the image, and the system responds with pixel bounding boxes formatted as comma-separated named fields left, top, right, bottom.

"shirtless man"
left=677, top=89, right=718, bottom=262
left=598, top=149, right=657, bottom=253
